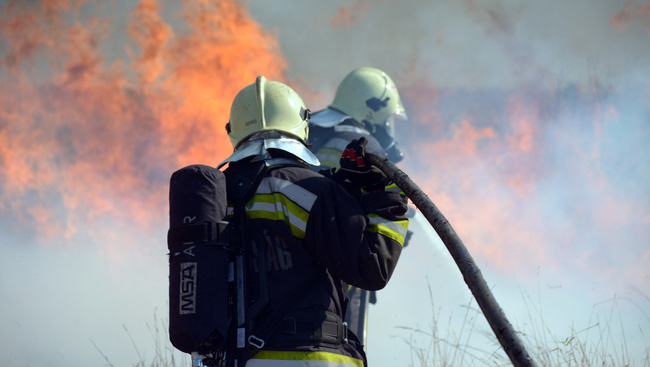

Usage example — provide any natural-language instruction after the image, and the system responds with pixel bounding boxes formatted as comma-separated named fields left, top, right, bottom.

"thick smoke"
left=0, top=0, right=648, bottom=365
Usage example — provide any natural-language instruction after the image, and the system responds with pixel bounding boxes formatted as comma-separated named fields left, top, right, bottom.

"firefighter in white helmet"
left=308, top=67, right=409, bottom=346
left=207, top=76, right=408, bottom=367
left=309, top=66, right=408, bottom=169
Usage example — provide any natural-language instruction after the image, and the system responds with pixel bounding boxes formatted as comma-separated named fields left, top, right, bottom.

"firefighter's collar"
left=309, top=108, right=350, bottom=128
left=218, top=136, right=320, bottom=168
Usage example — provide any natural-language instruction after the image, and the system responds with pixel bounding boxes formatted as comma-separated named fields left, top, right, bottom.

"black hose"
left=366, top=152, right=537, bottom=367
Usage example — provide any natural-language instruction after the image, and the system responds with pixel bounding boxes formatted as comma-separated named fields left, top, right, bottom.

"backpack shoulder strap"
left=223, top=161, right=325, bottom=359
left=222, top=161, right=269, bottom=367
left=224, top=161, right=267, bottom=204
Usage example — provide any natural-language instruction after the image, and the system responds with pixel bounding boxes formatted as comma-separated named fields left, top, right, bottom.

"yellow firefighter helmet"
left=329, top=67, right=407, bottom=134
left=227, top=76, right=311, bottom=149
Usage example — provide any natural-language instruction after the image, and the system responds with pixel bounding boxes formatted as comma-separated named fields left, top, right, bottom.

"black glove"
left=338, top=137, right=390, bottom=191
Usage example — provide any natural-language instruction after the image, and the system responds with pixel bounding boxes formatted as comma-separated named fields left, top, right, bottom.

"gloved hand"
left=338, top=137, right=390, bottom=191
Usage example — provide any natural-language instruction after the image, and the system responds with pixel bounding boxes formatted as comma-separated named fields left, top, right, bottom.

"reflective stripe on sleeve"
left=247, top=194, right=310, bottom=238
left=366, top=214, right=409, bottom=246
left=315, top=137, right=356, bottom=169
left=385, top=182, right=405, bottom=195
left=256, top=177, right=318, bottom=210
left=227, top=177, right=317, bottom=239
left=315, top=147, right=344, bottom=169
left=248, top=350, right=364, bottom=367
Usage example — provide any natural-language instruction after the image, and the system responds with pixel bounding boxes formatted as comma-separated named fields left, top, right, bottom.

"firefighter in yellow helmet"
left=308, top=67, right=409, bottom=346
left=194, top=76, right=409, bottom=367
left=309, top=67, right=408, bottom=169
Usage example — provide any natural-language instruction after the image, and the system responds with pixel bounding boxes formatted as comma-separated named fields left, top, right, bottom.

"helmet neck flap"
left=219, top=131, right=320, bottom=169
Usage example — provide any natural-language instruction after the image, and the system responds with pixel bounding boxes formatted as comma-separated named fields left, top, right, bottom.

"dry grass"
left=99, top=290, right=649, bottom=367
left=94, top=310, right=183, bottom=367
left=395, top=282, right=650, bottom=367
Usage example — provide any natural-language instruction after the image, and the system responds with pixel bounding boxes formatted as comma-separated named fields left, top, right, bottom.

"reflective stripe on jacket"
left=227, top=176, right=318, bottom=239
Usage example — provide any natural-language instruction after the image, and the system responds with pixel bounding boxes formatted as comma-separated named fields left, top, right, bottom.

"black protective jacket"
left=224, top=156, right=408, bottom=366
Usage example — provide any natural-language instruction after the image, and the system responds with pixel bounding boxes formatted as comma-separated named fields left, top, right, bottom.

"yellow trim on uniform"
left=252, top=350, right=364, bottom=367
left=366, top=214, right=408, bottom=246
left=315, top=147, right=343, bottom=169
left=250, top=193, right=311, bottom=223
left=385, top=182, right=404, bottom=192
left=246, top=193, right=310, bottom=239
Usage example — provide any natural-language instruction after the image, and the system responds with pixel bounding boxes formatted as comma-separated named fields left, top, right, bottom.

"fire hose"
left=365, top=152, right=537, bottom=367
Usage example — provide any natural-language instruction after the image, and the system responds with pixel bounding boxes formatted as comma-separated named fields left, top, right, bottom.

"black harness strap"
left=222, top=158, right=335, bottom=365
left=224, top=161, right=268, bottom=367
left=266, top=309, right=348, bottom=348
left=246, top=271, right=324, bottom=350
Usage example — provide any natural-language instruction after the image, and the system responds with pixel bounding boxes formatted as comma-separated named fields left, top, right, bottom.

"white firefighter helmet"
left=227, top=75, right=311, bottom=149
left=329, top=67, right=407, bottom=134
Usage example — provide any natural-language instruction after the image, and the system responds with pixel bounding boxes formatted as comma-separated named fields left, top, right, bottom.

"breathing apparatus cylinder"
left=168, top=164, right=231, bottom=355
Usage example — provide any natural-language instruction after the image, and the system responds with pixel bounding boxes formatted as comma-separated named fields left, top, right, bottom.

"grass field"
left=393, top=284, right=649, bottom=367
left=100, top=289, right=649, bottom=367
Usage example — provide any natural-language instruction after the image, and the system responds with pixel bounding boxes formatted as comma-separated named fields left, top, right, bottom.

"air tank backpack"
left=167, top=161, right=327, bottom=366
left=167, top=165, right=231, bottom=355
left=167, top=162, right=272, bottom=365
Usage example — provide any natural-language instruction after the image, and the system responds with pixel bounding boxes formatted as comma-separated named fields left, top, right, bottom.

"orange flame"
left=0, top=0, right=286, bottom=248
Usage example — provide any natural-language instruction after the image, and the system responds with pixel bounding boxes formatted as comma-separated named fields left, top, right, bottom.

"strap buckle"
left=248, top=335, right=265, bottom=349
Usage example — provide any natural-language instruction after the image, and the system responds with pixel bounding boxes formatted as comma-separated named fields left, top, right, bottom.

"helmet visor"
left=385, top=111, right=407, bottom=140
